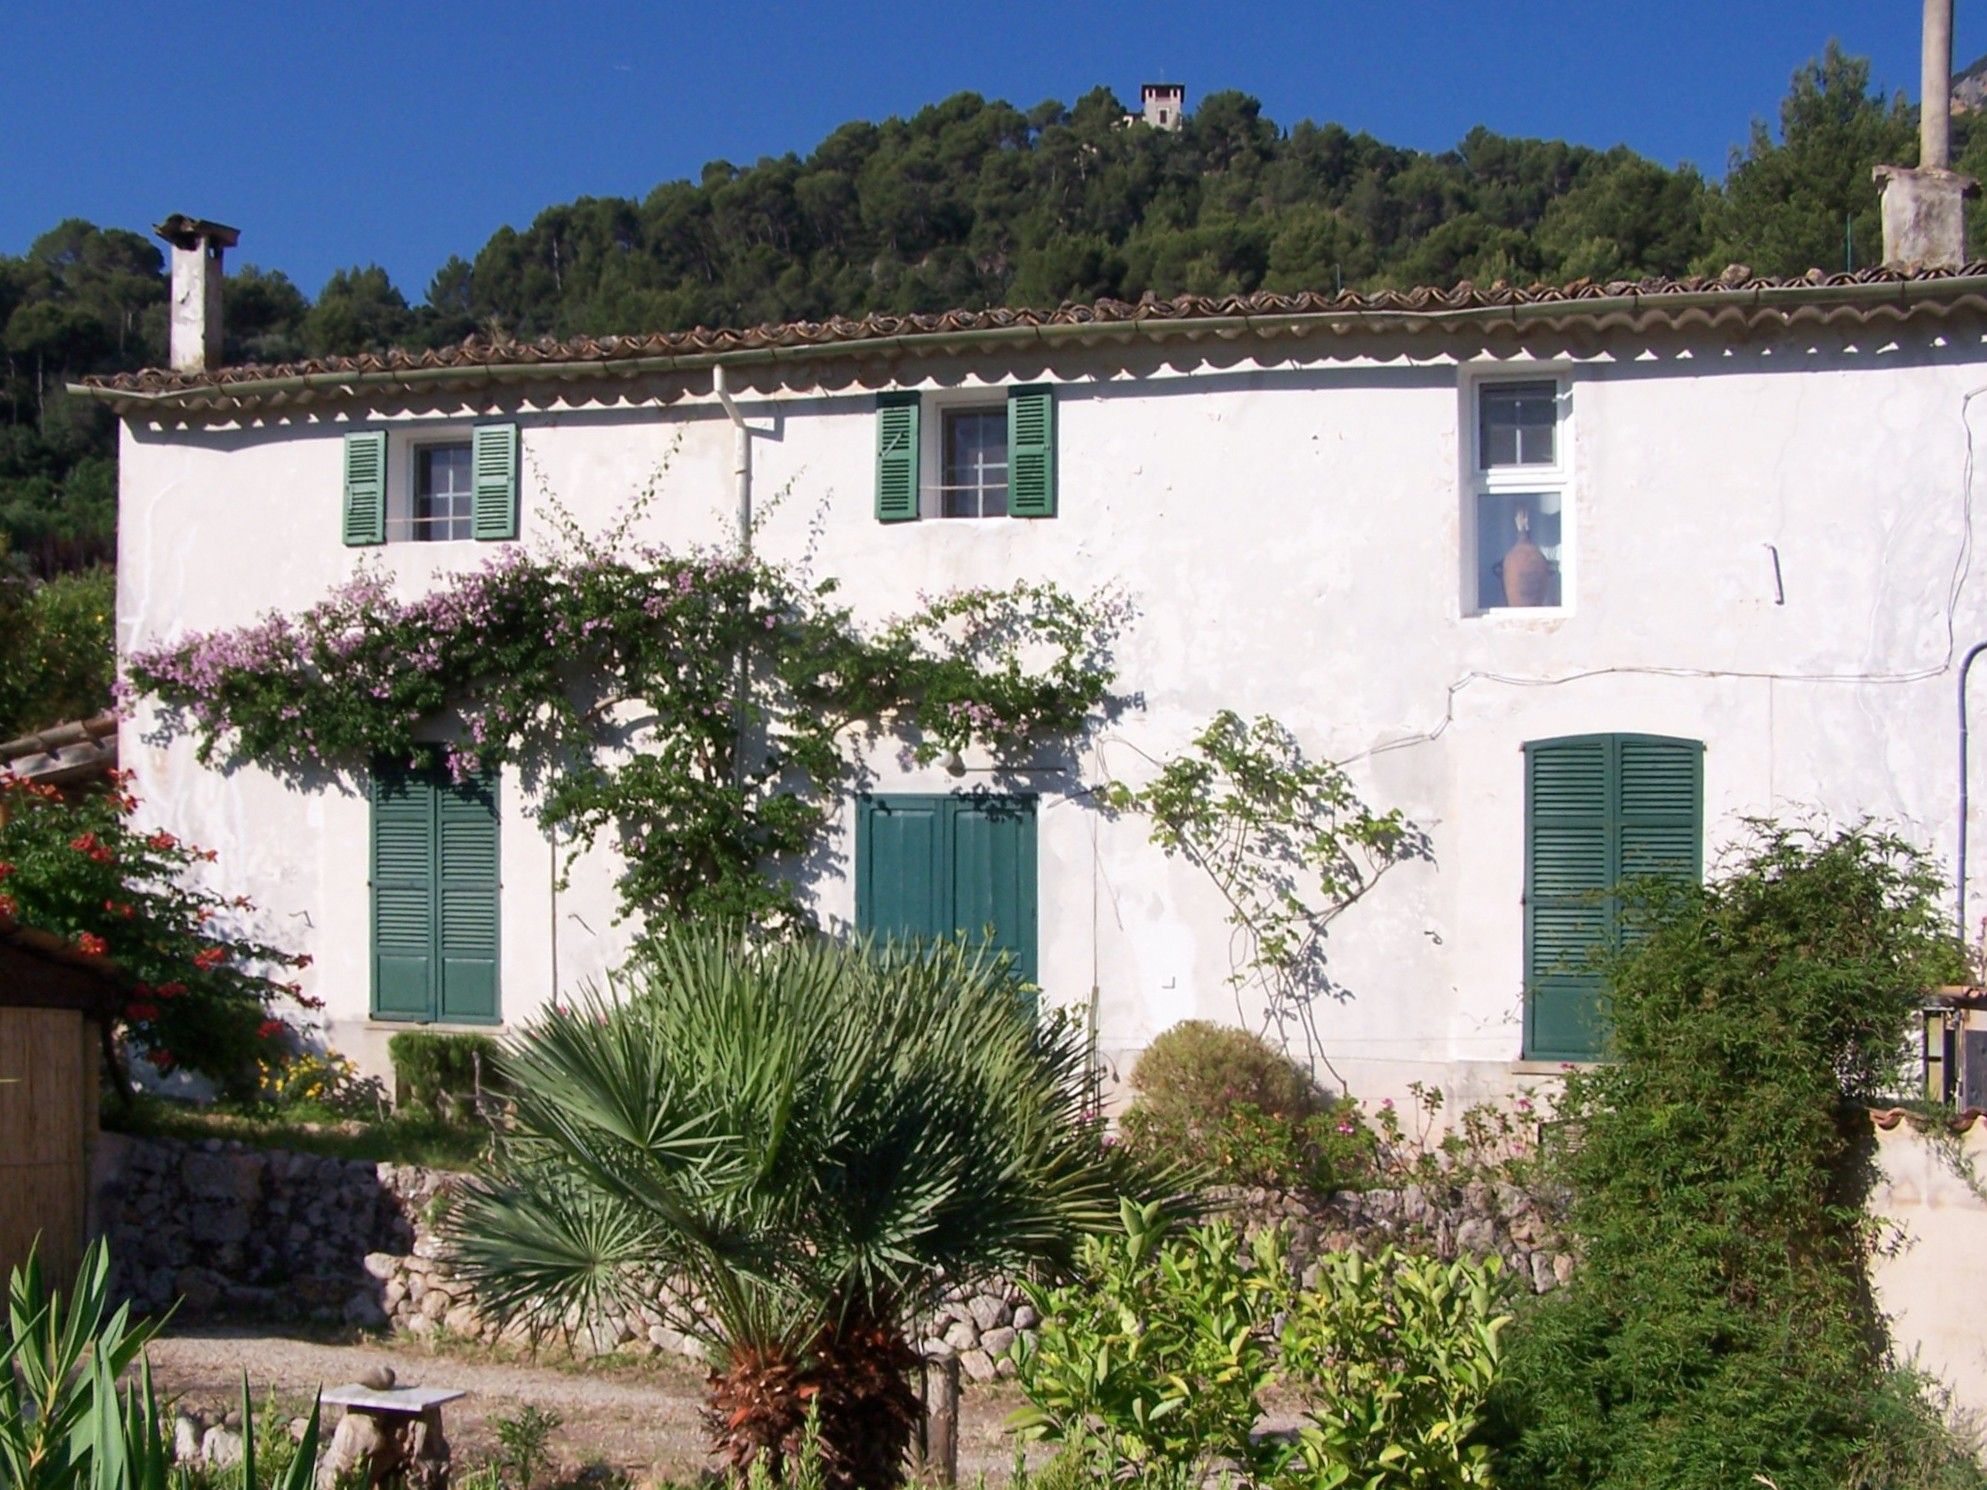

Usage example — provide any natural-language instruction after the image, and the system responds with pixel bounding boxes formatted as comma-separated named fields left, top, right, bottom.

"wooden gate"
left=0, top=1005, right=98, bottom=1284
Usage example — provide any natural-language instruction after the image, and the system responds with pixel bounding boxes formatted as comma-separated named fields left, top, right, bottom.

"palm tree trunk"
left=704, top=1311, right=921, bottom=1490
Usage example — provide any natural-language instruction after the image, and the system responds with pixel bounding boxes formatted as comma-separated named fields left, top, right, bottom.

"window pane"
left=1479, top=381, right=1557, bottom=468
left=1476, top=490, right=1562, bottom=609
left=941, top=409, right=1008, bottom=519
left=416, top=443, right=474, bottom=541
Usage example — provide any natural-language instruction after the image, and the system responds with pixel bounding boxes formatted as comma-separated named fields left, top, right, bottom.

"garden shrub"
left=0, top=770, right=311, bottom=1098
left=1011, top=1198, right=1289, bottom=1489
left=1121, top=1020, right=1374, bottom=1193
left=388, top=1030, right=504, bottom=1118
left=1012, top=1203, right=1514, bottom=1490
left=0, top=566, right=114, bottom=739
left=1488, top=823, right=1983, bottom=1490
left=1281, top=1247, right=1513, bottom=1490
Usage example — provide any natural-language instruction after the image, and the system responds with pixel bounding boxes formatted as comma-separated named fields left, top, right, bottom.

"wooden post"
left=922, top=1352, right=960, bottom=1486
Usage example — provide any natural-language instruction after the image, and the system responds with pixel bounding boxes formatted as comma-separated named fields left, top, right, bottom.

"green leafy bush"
left=1282, top=1247, right=1513, bottom=1490
left=0, top=566, right=114, bottom=739
left=1488, top=823, right=1983, bottom=1490
left=0, top=773, right=311, bottom=1098
left=1012, top=1205, right=1513, bottom=1490
left=389, top=1030, right=505, bottom=1118
left=1121, top=1020, right=1373, bottom=1193
left=1011, top=1198, right=1288, bottom=1489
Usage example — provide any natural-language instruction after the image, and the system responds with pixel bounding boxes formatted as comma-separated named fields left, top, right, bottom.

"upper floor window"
left=941, top=407, right=1009, bottom=519
left=1470, top=377, right=1568, bottom=613
left=342, top=423, right=520, bottom=548
left=409, top=442, right=475, bottom=542
left=875, top=386, right=1056, bottom=522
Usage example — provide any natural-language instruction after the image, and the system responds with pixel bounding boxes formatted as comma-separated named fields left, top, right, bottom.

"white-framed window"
left=1467, top=375, right=1570, bottom=613
left=400, top=440, right=475, bottom=542
left=938, top=405, right=1009, bottom=519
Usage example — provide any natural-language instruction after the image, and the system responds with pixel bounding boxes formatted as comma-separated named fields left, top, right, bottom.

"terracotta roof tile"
left=76, top=264, right=1987, bottom=409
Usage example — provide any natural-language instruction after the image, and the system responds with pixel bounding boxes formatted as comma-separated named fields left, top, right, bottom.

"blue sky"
left=8, top=1, right=1983, bottom=299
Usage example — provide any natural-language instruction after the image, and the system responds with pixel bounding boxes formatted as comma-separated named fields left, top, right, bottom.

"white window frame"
left=1463, top=370, right=1574, bottom=618
left=916, top=386, right=1010, bottom=521
left=386, top=427, right=478, bottom=545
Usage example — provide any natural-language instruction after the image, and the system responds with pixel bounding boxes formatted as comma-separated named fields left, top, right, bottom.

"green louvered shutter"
left=372, top=761, right=435, bottom=1018
left=1524, top=733, right=1702, bottom=1061
left=437, top=769, right=501, bottom=1022
left=948, top=795, right=1039, bottom=997
left=857, top=793, right=1038, bottom=1006
left=342, top=431, right=387, bottom=547
left=1007, top=385, right=1056, bottom=518
left=470, top=423, right=520, bottom=541
left=875, top=392, right=921, bottom=522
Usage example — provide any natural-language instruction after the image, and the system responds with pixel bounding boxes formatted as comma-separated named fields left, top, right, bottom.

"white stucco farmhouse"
left=77, top=247, right=1987, bottom=1106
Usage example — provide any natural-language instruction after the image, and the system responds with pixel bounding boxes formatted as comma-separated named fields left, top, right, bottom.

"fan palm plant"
left=447, top=930, right=1148, bottom=1489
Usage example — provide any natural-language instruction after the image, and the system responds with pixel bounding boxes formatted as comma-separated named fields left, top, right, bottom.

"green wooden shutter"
left=371, top=762, right=435, bottom=1018
left=1524, top=733, right=1702, bottom=1061
left=949, top=795, right=1038, bottom=994
left=856, top=795, right=944, bottom=945
left=856, top=793, right=1038, bottom=1003
left=342, top=431, right=387, bottom=547
left=470, top=423, right=520, bottom=541
left=1007, top=385, right=1056, bottom=518
left=437, top=769, right=501, bottom=1022
left=875, top=392, right=921, bottom=523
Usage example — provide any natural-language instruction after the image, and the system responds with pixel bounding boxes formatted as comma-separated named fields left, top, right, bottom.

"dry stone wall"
left=97, top=1135, right=1566, bottom=1369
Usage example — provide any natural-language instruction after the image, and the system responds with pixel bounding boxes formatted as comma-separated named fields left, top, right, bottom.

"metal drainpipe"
left=712, top=366, right=753, bottom=789
left=1960, top=640, right=1987, bottom=935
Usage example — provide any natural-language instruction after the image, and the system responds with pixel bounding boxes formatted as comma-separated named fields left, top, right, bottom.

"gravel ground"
left=146, top=1328, right=1039, bottom=1484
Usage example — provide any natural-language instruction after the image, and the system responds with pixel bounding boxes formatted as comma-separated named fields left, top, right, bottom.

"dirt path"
left=147, top=1328, right=1036, bottom=1483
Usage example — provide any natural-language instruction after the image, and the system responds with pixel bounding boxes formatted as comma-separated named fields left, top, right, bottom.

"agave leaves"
left=448, top=930, right=1148, bottom=1476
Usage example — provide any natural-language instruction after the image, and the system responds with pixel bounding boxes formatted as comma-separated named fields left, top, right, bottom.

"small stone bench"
left=317, top=1384, right=466, bottom=1490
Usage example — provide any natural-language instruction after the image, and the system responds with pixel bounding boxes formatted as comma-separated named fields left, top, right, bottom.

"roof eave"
left=69, top=275, right=1987, bottom=416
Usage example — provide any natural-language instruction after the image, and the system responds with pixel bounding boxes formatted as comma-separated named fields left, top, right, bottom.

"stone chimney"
left=1875, top=0, right=1978, bottom=269
left=153, top=215, right=239, bottom=373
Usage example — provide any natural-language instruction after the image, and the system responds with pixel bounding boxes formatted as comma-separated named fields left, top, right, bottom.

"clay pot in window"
left=1501, top=506, right=1551, bottom=607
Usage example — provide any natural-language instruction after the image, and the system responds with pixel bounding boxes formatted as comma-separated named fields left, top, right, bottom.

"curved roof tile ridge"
left=76, top=262, right=1987, bottom=399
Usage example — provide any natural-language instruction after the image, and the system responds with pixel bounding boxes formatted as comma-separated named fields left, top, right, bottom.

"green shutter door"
left=1525, top=738, right=1613, bottom=1061
left=949, top=796, right=1038, bottom=989
left=1006, top=385, right=1056, bottom=518
left=857, top=794, right=1038, bottom=994
left=470, top=423, right=520, bottom=541
left=1524, top=734, right=1702, bottom=1061
left=371, top=760, right=501, bottom=1023
left=371, top=763, right=435, bottom=1018
left=875, top=393, right=921, bottom=523
left=438, top=770, right=501, bottom=1021
left=342, top=431, right=387, bottom=547
left=856, top=796, right=943, bottom=945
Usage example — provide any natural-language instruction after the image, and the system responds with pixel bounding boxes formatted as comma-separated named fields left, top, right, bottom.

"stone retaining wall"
left=97, top=1135, right=1565, bottom=1370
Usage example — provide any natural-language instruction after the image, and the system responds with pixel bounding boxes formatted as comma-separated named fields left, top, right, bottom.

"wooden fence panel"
left=0, top=1006, right=95, bottom=1284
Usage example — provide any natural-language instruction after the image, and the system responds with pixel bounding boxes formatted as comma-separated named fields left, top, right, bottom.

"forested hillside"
left=0, top=45, right=1960, bottom=593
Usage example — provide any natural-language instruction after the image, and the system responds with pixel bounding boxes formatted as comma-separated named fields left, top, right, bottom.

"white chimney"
left=153, top=215, right=239, bottom=373
left=1874, top=0, right=1977, bottom=269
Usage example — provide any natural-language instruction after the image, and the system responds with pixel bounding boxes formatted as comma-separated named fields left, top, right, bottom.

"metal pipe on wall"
left=1958, top=639, right=1987, bottom=936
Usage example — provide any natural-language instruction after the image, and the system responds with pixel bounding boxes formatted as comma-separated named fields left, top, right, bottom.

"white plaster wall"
left=1872, top=1122, right=1987, bottom=1414
left=116, top=321, right=1987, bottom=1099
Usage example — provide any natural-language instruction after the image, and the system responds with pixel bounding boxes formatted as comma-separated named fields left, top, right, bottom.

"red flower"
left=147, top=1049, right=176, bottom=1073
left=146, top=830, right=178, bottom=852
left=103, top=900, right=135, bottom=919
left=124, top=1001, right=158, bottom=1022
left=74, top=932, right=108, bottom=956
left=155, top=981, right=187, bottom=999
left=192, top=945, right=227, bottom=971
left=0, top=863, right=13, bottom=881
left=257, top=1019, right=286, bottom=1041
left=0, top=894, right=15, bottom=920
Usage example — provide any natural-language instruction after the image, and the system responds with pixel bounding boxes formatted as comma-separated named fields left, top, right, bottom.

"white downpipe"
left=711, top=363, right=751, bottom=556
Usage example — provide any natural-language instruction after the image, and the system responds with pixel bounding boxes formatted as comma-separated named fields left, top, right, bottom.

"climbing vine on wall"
left=126, top=524, right=1127, bottom=929
left=1102, top=711, right=1427, bottom=1081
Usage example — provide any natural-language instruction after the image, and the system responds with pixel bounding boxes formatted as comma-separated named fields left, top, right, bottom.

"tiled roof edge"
left=72, top=265, right=1987, bottom=410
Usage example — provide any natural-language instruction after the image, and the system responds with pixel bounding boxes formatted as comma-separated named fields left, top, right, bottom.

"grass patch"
left=107, top=1091, right=493, bottom=1170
